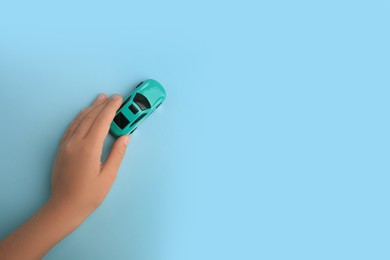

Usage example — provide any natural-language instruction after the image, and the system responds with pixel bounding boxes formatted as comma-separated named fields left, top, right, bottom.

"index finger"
left=86, top=94, right=123, bottom=143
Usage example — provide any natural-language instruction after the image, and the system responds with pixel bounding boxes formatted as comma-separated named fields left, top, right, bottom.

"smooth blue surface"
left=0, top=1, right=389, bottom=259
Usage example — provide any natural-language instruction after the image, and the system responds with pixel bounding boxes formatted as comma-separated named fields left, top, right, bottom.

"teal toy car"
left=110, top=79, right=166, bottom=137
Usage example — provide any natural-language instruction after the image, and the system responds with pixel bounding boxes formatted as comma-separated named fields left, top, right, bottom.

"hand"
left=0, top=93, right=130, bottom=260
left=50, top=93, right=130, bottom=218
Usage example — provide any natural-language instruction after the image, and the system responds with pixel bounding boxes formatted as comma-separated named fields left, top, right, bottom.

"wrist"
left=46, top=196, right=92, bottom=225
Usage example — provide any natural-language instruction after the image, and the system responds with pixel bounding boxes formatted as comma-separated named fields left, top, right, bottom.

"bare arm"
left=0, top=94, right=130, bottom=259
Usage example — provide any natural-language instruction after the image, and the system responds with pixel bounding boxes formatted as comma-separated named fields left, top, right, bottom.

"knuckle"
left=95, top=116, right=107, bottom=125
left=72, top=121, right=81, bottom=129
left=117, top=146, right=126, bottom=157
left=83, top=114, right=95, bottom=122
left=73, top=118, right=82, bottom=127
left=80, top=142, right=95, bottom=154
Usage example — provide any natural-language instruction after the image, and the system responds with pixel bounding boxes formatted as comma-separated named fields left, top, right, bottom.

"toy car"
left=110, top=79, right=166, bottom=137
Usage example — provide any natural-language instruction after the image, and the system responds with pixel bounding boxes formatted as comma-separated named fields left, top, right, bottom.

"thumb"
left=102, top=135, right=130, bottom=178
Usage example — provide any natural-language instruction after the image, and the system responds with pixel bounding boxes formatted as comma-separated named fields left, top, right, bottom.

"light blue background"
left=1, top=1, right=389, bottom=259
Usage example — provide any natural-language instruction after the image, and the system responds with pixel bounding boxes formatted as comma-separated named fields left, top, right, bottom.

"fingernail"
left=123, top=135, right=130, bottom=145
left=97, top=94, right=107, bottom=100
left=111, top=94, right=121, bottom=100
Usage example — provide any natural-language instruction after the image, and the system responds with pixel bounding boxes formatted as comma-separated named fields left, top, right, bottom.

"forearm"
left=0, top=199, right=88, bottom=260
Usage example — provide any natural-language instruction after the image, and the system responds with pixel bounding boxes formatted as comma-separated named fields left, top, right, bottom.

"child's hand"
left=0, top=94, right=131, bottom=260
left=50, top=93, right=130, bottom=218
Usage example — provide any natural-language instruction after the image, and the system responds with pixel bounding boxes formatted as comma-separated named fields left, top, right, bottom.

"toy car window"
left=129, top=104, right=139, bottom=114
left=113, top=112, right=130, bottom=129
left=130, top=113, right=147, bottom=127
left=133, top=93, right=151, bottom=111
